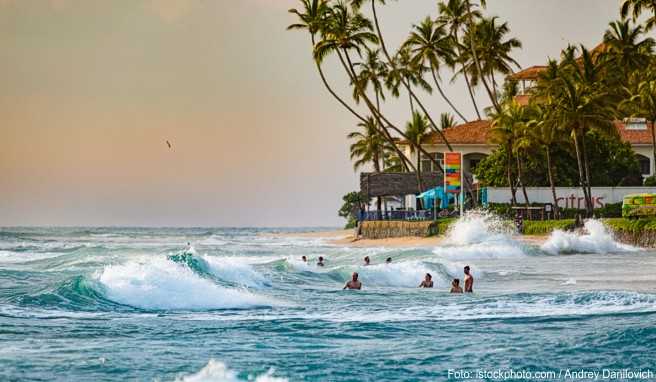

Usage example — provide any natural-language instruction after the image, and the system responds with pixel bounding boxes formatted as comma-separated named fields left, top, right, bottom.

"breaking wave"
left=176, top=359, right=287, bottom=382
left=541, top=220, right=638, bottom=255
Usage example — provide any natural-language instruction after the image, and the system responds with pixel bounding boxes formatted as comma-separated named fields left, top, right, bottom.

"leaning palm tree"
left=438, top=0, right=483, bottom=119
left=621, top=0, right=656, bottom=31
left=404, top=17, right=467, bottom=122
left=288, top=0, right=371, bottom=125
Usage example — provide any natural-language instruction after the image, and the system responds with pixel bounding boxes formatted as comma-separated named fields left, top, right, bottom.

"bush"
left=602, top=218, right=656, bottom=233
left=644, top=175, right=656, bottom=186
left=433, top=218, right=457, bottom=236
left=522, top=220, right=575, bottom=235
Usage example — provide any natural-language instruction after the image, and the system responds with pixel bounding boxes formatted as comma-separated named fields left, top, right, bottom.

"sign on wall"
left=444, top=152, right=462, bottom=194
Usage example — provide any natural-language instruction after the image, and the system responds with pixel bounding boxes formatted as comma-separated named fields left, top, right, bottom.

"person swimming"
left=386, top=257, right=392, bottom=264
left=317, top=256, right=325, bottom=267
left=418, top=273, right=433, bottom=288
left=343, top=272, right=362, bottom=290
left=464, top=266, right=474, bottom=293
left=302, top=255, right=308, bottom=263
left=450, top=278, right=463, bottom=293
left=363, top=256, right=370, bottom=266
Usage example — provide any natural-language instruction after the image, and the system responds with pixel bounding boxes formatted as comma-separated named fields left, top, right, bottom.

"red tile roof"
left=398, top=120, right=653, bottom=146
left=616, top=121, right=654, bottom=145
left=398, top=120, right=492, bottom=145
left=510, top=65, right=548, bottom=80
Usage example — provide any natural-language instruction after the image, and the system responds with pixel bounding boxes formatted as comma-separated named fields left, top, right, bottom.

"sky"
left=0, top=0, right=623, bottom=227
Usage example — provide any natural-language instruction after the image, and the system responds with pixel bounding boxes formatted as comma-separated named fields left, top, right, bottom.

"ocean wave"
left=202, top=255, right=270, bottom=288
left=541, top=220, right=638, bottom=255
left=96, top=257, right=277, bottom=310
left=175, top=359, right=287, bottom=382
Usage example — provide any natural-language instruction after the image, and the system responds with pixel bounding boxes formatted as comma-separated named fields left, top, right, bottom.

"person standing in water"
left=418, top=273, right=433, bottom=288
left=464, top=266, right=474, bottom=293
left=450, top=279, right=463, bottom=293
left=302, top=255, right=308, bottom=263
left=343, top=272, right=362, bottom=290
left=317, top=256, right=325, bottom=267
left=363, top=256, right=370, bottom=266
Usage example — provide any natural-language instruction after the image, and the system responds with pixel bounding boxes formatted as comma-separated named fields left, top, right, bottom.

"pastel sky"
left=1, top=0, right=622, bottom=227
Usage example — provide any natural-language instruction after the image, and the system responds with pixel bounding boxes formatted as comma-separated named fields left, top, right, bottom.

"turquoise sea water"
left=1, top=215, right=656, bottom=381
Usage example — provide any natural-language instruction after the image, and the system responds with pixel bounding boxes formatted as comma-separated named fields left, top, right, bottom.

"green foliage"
left=644, top=175, right=656, bottom=186
left=433, top=218, right=458, bottom=236
left=522, top=220, right=576, bottom=235
left=475, top=130, right=642, bottom=187
left=338, top=191, right=368, bottom=229
left=603, top=217, right=656, bottom=233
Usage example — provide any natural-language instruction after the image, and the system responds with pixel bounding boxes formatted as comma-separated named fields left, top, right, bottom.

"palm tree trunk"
left=409, top=89, right=415, bottom=114
left=516, top=152, right=530, bottom=206
left=580, top=131, right=594, bottom=217
left=506, top=146, right=517, bottom=205
left=572, top=130, right=592, bottom=217
left=369, top=0, right=455, bottom=152
left=453, top=30, right=481, bottom=120
left=651, top=119, right=656, bottom=179
left=463, top=70, right=481, bottom=120
left=430, top=66, right=468, bottom=123
left=310, top=35, right=367, bottom=124
left=340, top=49, right=440, bottom=178
left=463, top=0, right=501, bottom=113
left=545, top=148, right=560, bottom=219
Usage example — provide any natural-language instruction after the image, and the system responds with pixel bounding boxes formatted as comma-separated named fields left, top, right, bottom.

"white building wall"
left=488, top=187, right=656, bottom=208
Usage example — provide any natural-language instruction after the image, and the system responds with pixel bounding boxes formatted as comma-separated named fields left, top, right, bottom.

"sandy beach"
left=276, top=229, right=549, bottom=247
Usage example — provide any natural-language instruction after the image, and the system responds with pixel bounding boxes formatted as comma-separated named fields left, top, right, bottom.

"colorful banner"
left=444, top=152, right=462, bottom=194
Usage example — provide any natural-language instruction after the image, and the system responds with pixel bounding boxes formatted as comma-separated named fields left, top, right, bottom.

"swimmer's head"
left=302, top=256, right=307, bottom=262
left=386, top=257, right=392, bottom=263
left=452, top=278, right=460, bottom=287
left=464, top=266, right=470, bottom=275
left=425, top=273, right=432, bottom=281
left=352, top=272, right=359, bottom=281
left=318, top=256, right=324, bottom=262
left=364, top=256, right=370, bottom=264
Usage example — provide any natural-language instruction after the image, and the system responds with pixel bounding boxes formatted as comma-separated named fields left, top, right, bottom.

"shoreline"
left=275, top=229, right=549, bottom=247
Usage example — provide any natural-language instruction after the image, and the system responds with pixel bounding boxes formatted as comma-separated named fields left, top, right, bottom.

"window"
left=421, top=152, right=443, bottom=172
left=625, top=118, right=647, bottom=130
left=638, top=155, right=651, bottom=175
left=469, top=159, right=481, bottom=172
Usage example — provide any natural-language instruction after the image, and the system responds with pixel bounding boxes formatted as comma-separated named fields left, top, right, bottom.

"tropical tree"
left=440, top=112, right=456, bottom=129
left=353, top=48, right=387, bottom=109
left=603, top=19, right=655, bottom=88
left=348, top=116, right=387, bottom=212
left=460, top=16, right=522, bottom=103
left=404, top=17, right=467, bottom=122
left=438, top=0, right=483, bottom=119
left=621, top=0, right=656, bottom=31
left=404, top=111, right=432, bottom=175
left=625, top=79, right=656, bottom=172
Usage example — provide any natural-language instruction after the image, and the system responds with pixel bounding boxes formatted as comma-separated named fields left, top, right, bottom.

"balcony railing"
left=358, top=210, right=436, bottom=221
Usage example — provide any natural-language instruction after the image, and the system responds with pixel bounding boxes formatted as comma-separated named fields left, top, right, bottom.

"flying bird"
left=166, top=140, right=172, bottom=149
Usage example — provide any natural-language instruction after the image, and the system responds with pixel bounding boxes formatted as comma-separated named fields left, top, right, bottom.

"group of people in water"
left=301, top=255, right=474, bottom=293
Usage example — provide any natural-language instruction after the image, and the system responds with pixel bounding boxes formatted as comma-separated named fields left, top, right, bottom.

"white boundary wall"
left=488, top=187, right=656, bottom=209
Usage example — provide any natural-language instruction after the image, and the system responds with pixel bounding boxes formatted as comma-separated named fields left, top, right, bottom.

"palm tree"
left=353, top=48, right=387, bottom=109
left=489, top=101, right=530, bottom=205
left=603, top=19, right=655, bottom=87
left=621, top=0, right=656, bottom=31
left=404, top=17, right=467, bottom=123
left=385, top=46, right=432, bottom=115
left=348, top=116, right=387, bottom=213
left=404, top=111, right=432, bottom=176
left=438, top=0, right=483, bottom=119
left=526, top=104, right=562, bottom=218
left=460, top=17, right=522, bottom=103
left=440, top=112, right=456, bottom=129
left=626, top=79, right=656, bottom=174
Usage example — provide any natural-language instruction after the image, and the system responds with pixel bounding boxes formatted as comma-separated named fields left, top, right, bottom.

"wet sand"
left=276, top=230, right=549, bottom=247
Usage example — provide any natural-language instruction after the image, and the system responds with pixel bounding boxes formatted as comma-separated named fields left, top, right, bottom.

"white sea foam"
left=176, top=359, right=287, bottom=382
left=541, top=220, right=638, bottom=255
left=97, top=257, right=276, bottom=310
left=355, top=261, right=451, bottom=288
left=434, top=211, right=526, bottom=260
left=200, top=236, right=228, bottom=246
left=202, top=255, right=268, bottom=288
